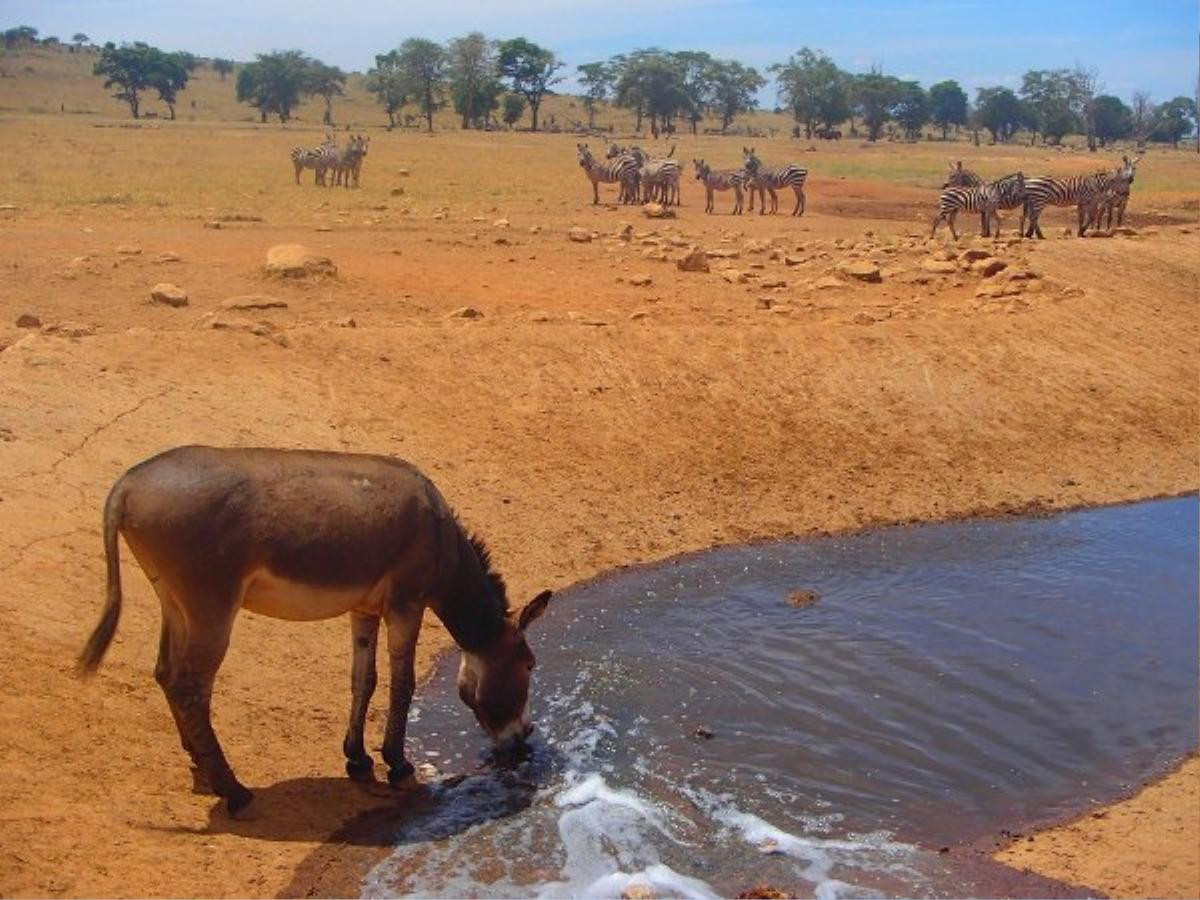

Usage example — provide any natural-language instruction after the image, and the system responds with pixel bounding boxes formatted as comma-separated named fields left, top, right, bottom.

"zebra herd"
left=575, top=143, right=808, bottom=216
left=932, top=155, right=1141, bottom=240
left=290, top=133, right=371, bottom=188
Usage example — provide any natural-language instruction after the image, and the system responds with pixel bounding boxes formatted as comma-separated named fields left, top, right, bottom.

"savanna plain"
left=1, top=48, right=1198, bottom=900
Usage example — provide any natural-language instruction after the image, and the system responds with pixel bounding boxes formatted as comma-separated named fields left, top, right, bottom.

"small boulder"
left=720, top=269, right=747, bottom=284
left=221, top=295, right=287, bottom=311
left=116, top=245, right=142, bottom=255
left=920, top=258, right=958, bottom=274
left=150, top=283, right=188, bottom=307
left=493, top=218, right=510, bottom=228
left=333, top=316, right=357, bottom=328
left=706, top=248, right=740, bottom=259
left=971, top=258, right=1007, bottom=277
left=15, top=313, right=41, bottom=329
left=154, top=251, right=181, bottom=263
left=447, top=306, right=483, bottom=319
left=628, top=273, right=653, bottom=287
left=814, top=275, right=847, bottom=290
left=959, top=247, right=991, bottom=262
left=642, top=202, right=674, bottom=219
left=265, top=244, right=336, bottom=278
left=568, top=227, right=592, bottom=243
left=676, top=250, right=710, bottom=273
left=839, top=260, right=882, bottom=283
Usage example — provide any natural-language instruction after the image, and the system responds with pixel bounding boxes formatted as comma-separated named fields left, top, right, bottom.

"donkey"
left=78, top=446, right=553, bottom=815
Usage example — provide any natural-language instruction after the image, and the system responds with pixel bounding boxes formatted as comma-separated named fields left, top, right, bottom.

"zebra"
left=931, top=172, right=1026, bottom=240
left=629, top=146, right=681, bottom=206
left=692, top=159, right=747, bottom=215
left=741, top=147, right=807, bottom=216
left=943, top=160, right=983, bottom=188
left=577, top=143, right=640, bottom=205
left=1020, top=154, right=1140, bottom=239
left=332, top=134, right=370, bottom=187
left=1086, top=178, right=1131, bottom=232
left=290, top=133, right=337, bottom=186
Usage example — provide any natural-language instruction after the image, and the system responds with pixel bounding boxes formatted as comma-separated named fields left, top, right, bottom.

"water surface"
left=365, top=498, right=1198, bottom=898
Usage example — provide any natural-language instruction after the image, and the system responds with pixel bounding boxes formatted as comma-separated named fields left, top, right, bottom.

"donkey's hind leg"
left=343, top=612, right=380, bottom=781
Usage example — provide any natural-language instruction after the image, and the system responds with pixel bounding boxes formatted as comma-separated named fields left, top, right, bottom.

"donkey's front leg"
left=343, top=612, right=380, bottom=781
left=382, top=602, right=423, bottom=787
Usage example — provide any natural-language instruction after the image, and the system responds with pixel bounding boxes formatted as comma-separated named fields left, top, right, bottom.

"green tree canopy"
left=576, top=60, right=616, bottom=128
left=93, top=42, right=190, bottom=119
left=497, top=37, right=563, bottom=131
left=305, top=61, right=346, bottom=126
left=212, top=58, right=234, bottom=80
left=1152, top=96, right=1198, bottom=147
left=854, top=71, right=904, bottom=141
left=235, top=50, right=312, bottom=123
left=975, top=86, right=1024, bottom=142
left=928, top=79, right=967, bottom=139
left=894, top=80, right=930, bottom=138
left=770, top=48, right=849, bottom=138
left=502, top=92, right=526, bottom=126
left=448, top=32, right=496, bottom=129
left=395, top=37, right=447, bottom=132
left=365, top=50, right=407, bottom=128
left=1091, top=94, right=1131, bottom=146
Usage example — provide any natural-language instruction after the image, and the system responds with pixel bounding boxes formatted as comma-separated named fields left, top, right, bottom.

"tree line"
left=5, top=22, right=1197, bottom=147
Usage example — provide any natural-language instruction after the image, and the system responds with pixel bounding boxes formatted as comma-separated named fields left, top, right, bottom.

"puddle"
left=364, top=497, right=1198, bottom=898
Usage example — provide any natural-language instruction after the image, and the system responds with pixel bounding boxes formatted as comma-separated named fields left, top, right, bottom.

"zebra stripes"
left=1020, top=155, right=1139, bottom=239
left=943, top=160, right=983, bottom=188
left=742, top=146, right=807, bottom=216
left=931, top=172, right=1026, bottom=239
left=329, top=134, right=370, bottom=188
left=693, top=158, right=748, bottom=215
left=630, top=146, right=681, bottom=206
left=290, top=133, right=337, bottom=185
left=1087, top=179, right=1130, bottom=232
left=577, top=143, right=640, bottom=205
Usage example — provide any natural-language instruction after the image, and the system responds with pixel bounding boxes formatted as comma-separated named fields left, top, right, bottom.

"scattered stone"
left=315, top=225, right=333, bottom=232
left=203, top=220, right=222, bottom=229
left=692, top=725, right=715, bottom=740
left=676, top=250, right=710, bottom=273
left=735, top=885, right=791, bottom=899
left=975, top=282, right=1022, bottom=299
left=199, top=314, right=288, bottom=346
left=398, top=168, right=411, bottom=177
left=783, top=254, right=805, bottom=266
left=839, top=260, right=882, bottom=283
left=642, top=202, right=673, bottom=218
left=528, top=225, right=541, bottom=234
left=1005, top=267, right=1041, bottom=281
left=265, top=244, right=337, bottom=278
left=333, top=316, right=357, bottom=328
left=116, top=245, right=141, bottom=255
left=930, top=248, right=956, bottom=262
left=621, top=886, right=657, bottom=900
left=629, top=273, right=653, bottom=287
left=221, top=295, right=287, bottom=311
left=493, top=218, right=510, bottom=228
left=41, top=322, right=96, bottom=338
left=959, top=247, right=991, bottom=262
left=0, top=203, right=16, bottom=213
left=721, top=269, right=747, bottom=284
left=920, top=258, right=958, bottom=274
left=493, top=236, right=509, bottom=245
left=447, top=306, right=483, bottom=319
left=154, top=251, right=181, bottom=263
left=568, top=227, right=592, bottom=243
left=150, top=283, right=188, bottom=307
left=851, top=311, right=875, bottom=325
left=814, top=275, right=847, bottom=290
left=971, top=258, right=1007, bottom=277
left=755, top=296, right=773, bottom=310
left=390, top=187, right=405, bottom=196
left=629, top=310, right=650, bottom=321
left=15, top=313, right=41, bottom=329
left=760, top=278, right=787, bottom=289
left=706, top=248, right=740, bottom=259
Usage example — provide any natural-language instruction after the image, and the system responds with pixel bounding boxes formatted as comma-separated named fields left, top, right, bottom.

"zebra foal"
left=692, top=159, right=747, bottom=215
left=742, top=147, right=808, bottom=216
left=931, top=172, right=1026, bottom=239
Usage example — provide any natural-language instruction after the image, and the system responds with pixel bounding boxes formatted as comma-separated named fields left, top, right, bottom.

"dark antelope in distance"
left=77, top=446, right=552, bottom=815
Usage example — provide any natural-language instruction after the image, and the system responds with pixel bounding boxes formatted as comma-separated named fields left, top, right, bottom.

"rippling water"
left=364, top=498, right=1199, bottom=898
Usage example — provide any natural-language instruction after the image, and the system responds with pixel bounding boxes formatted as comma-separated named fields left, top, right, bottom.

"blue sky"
left=5, top=0, right=1197, bottom=103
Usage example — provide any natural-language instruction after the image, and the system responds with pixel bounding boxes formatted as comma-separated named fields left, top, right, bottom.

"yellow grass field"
left=1, top=45, right=1198, bottom=900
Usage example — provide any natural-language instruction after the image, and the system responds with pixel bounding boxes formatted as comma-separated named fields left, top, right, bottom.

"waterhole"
left=365, top=498, right=1198, bottom=898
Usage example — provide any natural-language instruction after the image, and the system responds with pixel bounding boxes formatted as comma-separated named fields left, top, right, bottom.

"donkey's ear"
left=517, top=590, right=553, bottom=632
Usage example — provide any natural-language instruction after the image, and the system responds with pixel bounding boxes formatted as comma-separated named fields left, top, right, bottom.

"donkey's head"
left=458, top=589, right=553, bottom=748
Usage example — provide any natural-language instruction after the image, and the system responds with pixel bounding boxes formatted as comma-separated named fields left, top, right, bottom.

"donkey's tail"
left=77, top=482, right=126, bottom=675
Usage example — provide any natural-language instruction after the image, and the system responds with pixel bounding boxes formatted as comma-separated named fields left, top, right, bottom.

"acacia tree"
left=94, top=42, right=183, bottom=119
left=709, top=59, right=764, bottom=133
left=396, top=38, right=446, bottom=132
left=305, top=62, right=346, bottom=126
left=928, top=79, right=967, bottom=139
left=577, top=61, right=615, bottom=129
left=153, top=52, right=191, bottom=119
left=502, top=93, right=525, bottom=127
left=854, top=71, right=903, bottom=141
left=71, top=33, right=89, bottom=53
left=1091, top=95, right=1131, bottom=146
left=1152, top=96, right=1198, bottom=147
left=770, top=48, right=847, bottom=138
left=212, top=57, right=234, bottom=80
left=894, top=80, right=929, bottom=139
left=236, top=50, right=311, bottom=123
left=365, top=50, right=407, bottom=128
left=448, top=32, right=496, bottom=129
left=975, top=86, right=1024, bottom=142
left=497, top=37, right=562, bottom=131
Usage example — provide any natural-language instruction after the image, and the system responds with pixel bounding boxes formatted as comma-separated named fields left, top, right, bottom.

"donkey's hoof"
left=387, top=761, right=416, bottom=788
left=225, top=785, right=255, bottom=817
left=346, top=756, right=376, bottom=782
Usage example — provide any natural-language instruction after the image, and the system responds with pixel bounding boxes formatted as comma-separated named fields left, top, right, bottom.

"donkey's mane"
left=467, top=531, right=509, bottom=610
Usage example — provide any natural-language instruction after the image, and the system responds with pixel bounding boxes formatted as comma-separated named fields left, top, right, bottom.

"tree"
left=1129, top=90, right=1158, bottom=143
left=577, top=61, right=615, bottom=129
left=613, top=49, right=688, bottom=137
left=212, top=58, right=234, bottom=81
left=365, top=50, right=407, bottom=128
left=708, top=58, right=764, bottom=133
left=1020, top=69, right=1079, bottom=144
left=929, top=79, right=967, bottom=139
left=1091, top=95, right=1131, bottom=146
left=93, top=42, right=162, bottom=119
left=975, top=86, right=1024, bottom=142
left=236, top=50, right=312, bottom=123
left=447, top=32, right=495, bottom=129
left=854, top=71, right=903, bottom=141
left=71, top=33, right=90, bottom=53
left=894, top=80, right=929, bottom=139
left=305, top=61, right=345, bottom=126
left=1069, top=63, right=1101, bottom=149
left=497, top=37, right=563, bottom=132
left=3, top=26, right=39, bottom=48
left=152, top=52, right=191, bottom=119
left=770, top=48, right=848, bottom=139
left=502, top=93, right=525, bottom=127
left=395, top=38, right=446, bottom=132
left=173, top=51, right=201, bottom=74
left=1151, top=96, right=1198, bottom=147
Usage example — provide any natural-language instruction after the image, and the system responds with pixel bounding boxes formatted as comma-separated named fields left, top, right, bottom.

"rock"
left=629, top=273, right=653, bottom=286
left=705, top=248, right=740, bottom=259
left=839, top=260, right=882, bottom=283
left=41, top=322, right=96, bottom=338
left=390, top=187, right=405, bottom=196
left=265, top=244, right=336, bottom=278
left=447, top=306, right=483, bottom=319
left=621, top=886, right=657, bottom=900
left=676, top=250, right=710, bottom=273
left=333, top=316, right=357, bottom=328
left=975, top=282, right=1022, bottom=299
left=931, top=248, right=956, bottom=261
left=493, top=218, right=509, bottom=228
left=971, top=258, right=1007, bottom=277
left=315, top=225, right=332, bottom=232
left=629, top=310, right=650, bottom=321
left=920, top=258, right=958, bottom=274
left=642, top=202, right=673, bottom=218
left=959, top=247, right=992, bottom=262
left=851, top=311, right=875, bottom=325
left=1142, top=227, right=1160, bottom=236
left=493, top=236, right=509, bottom=245
left=150, top=283, right=188, bottom=307
left=154, top=251, right=181, bottom=263
left=528, top=225, right=541, bottom=234
left=0, top=203, right=16, bottom=212
left=203, top=220, right=222, bottom=229
left=760, top=278, right=787, bottom=289
left=735, top=885, right=791, bottom=899
left=721, top=269, right=747, bottom=284
left=1005, top=267, right=1041, bottom=281
left=692, top=725, right=715, bottom=740
left=568, top=227, right=592, bottom=243
left=814, top=275, right=847, bottom=290
left=116, top=245, right=142, bottom=255
left=16, top=313, right=41, bottom=328
left=398, top=168, right=410, bottom=177
left=221, top=295, right=287, bottom=311
left=783, top=254, right=805, bottom=266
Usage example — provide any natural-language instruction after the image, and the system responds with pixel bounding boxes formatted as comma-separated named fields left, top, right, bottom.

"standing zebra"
left=741, top=147, right=808, bottom=216
left=1020, top=155, right=1139, bottom=239
left=630, top=146, right=681, bottom=206
left=1086, top=178, right=1131, bottom=232
left=326, top=135, right=369, bottom=189
left=692, top=159, right=747, bottom=215
left=931, top=172, right=1026, bottom=239
left=290, top=133, right=337, bottom=185
left=943, top=160, right=983, bottom=188
left=577, top=143, right=640, bottom=205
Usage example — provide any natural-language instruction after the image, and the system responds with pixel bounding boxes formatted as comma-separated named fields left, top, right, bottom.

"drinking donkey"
left=78, top=446, right=553, bottom=815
